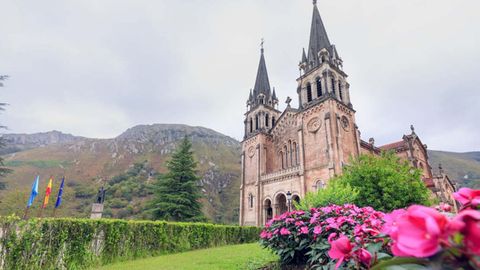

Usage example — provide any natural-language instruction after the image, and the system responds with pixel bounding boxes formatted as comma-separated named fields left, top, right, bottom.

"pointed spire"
left=307, top=1, right=331, bottom=66
left=253, top=43, right=271, bottom=98
left=301, top=48, right=307, bottom=63
left=272, top=87, right=277, bottom=100
left=248, top=89, right=253, bottom=102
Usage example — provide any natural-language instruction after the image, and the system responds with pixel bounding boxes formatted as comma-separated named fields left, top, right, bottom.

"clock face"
left=248, top=146, right=255, bottom=157
left=341, top=116, right=350, bottom=131
left=307, top=117, right=322, bottom=133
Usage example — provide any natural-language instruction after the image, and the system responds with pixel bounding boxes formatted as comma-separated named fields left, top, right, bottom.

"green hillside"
left=428, top=150, right=480, bottom=189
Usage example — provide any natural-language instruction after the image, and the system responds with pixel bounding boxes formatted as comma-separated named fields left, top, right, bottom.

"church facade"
left=239, top=1, right=456, bottom=226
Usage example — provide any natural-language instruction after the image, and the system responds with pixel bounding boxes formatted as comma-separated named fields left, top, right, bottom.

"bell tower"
left=297, top=0, right=352, bottom=109
left=244, top=45, right=281, bottom=139
left=295, top=0, right=361, bottom=178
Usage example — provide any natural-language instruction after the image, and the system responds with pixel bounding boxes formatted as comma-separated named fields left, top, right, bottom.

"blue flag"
left=55, top=177, right=65, bottom=208
left=27, top=175, right=39, bottom=208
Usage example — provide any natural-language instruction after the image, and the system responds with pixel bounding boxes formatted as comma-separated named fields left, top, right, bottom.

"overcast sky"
left=1, top=0, right=479, bottom=152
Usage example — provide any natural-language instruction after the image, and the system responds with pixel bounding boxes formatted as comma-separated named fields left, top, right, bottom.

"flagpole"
left=23, top=207, right=30, bottom=220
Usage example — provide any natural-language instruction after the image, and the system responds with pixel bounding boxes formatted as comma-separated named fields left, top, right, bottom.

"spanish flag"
left=42, top=177, right=53, bottom=208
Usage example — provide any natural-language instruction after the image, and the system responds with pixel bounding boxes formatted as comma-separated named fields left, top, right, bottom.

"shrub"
left=295, top=180, right=359, bottom=211
left=0, top=217, right=260, bottom=270
left=337, top=152, right=431, bottom=212
left=260, top=205, right=390, bottom=269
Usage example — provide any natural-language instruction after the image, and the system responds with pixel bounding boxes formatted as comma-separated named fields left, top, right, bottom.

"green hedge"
left=0, top=216, right=260, bottom=270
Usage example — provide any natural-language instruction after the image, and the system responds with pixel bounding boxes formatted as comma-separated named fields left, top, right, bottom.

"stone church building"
left=239, top=1, right=456, bottom=226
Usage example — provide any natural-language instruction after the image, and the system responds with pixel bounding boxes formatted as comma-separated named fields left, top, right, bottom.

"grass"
left=96, top=243, right=278, bottom=270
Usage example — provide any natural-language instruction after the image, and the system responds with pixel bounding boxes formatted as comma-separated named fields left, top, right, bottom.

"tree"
left=0, top=75, right=12, bottom=189
left=295, top=180, right=359, bottom=211
left=336, top=151, right=431, bottom=212
left=147, top=137, right=205, bottom=222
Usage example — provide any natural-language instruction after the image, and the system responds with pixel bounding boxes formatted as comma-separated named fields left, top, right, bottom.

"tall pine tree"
left=148, top=136, right=205, bottom=222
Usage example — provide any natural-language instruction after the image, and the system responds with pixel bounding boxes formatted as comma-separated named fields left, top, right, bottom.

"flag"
left=55, top=177, right=65, bottom=208
left=42, top=177, right=53, bottom=208
left=27, top=175, right=39, bottom=208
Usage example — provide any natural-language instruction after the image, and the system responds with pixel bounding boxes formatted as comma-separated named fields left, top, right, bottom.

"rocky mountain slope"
left=0, top=124, right=241, bottom=223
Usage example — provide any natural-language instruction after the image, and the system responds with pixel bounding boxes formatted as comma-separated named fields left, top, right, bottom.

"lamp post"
left=286, top=191, right=292, bottom=212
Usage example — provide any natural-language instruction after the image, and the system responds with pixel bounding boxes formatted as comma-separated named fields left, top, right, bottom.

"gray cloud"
left=1, top=0, right=479, bottom=152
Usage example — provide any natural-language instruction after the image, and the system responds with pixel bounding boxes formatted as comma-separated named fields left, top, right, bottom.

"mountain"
left=0, top=124, right=241, bottom=223
left=428, top=150, right=480, bottom=189
left=0, top=130, right=83, bottom=155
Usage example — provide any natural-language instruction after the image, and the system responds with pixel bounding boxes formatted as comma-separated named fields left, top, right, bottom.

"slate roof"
left=253, top=48, right=271, bottom=99
left=307, top=2, right=331, bottom=64
left=379, top=141, right=405, bottom=150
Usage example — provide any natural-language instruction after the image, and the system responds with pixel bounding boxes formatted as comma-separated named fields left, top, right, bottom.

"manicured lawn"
left=96, top=243, right=278, bottom=270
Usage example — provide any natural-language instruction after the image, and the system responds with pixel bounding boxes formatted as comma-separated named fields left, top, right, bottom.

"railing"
left=260, top=165, right=302, bottom=182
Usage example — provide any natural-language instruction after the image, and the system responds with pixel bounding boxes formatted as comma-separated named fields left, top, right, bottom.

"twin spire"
left=248, top=1, right=339, bottom=108
left=307, top=1, right=331, bottom=66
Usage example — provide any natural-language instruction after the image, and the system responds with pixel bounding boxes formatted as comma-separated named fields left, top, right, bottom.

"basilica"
left=239, top=1, right=457, bottom=226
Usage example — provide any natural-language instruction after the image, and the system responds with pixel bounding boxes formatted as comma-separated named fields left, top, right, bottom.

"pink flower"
left=453, top=210, right=480, bottom=256
left=279, top=227, right=291, bottom=235
left=382, top=209, right=407, bottom=236
left=299, top=226, right=309, bottom=235
left=390, top=205, right=450, bottom=258
left=260, top=230, right=268, bottom=239
left=357, top=248, right=372, bottom=267
left=328, top=235, right=353, bottom=270
left=313, top=225, right=322, bottom=235
left=453, top=188, right=480, bottom=208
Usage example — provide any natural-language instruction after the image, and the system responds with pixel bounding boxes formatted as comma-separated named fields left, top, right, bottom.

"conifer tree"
left=148, top=136, right=205, bottom=222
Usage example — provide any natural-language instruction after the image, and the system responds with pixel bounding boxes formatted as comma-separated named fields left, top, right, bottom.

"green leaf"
left=371, top=257, right=429, bottom=270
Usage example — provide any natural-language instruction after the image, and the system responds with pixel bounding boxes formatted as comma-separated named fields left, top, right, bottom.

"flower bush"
left=260, top=188, right=480, bottom=270
left=259, top=204, right=391, bottom=269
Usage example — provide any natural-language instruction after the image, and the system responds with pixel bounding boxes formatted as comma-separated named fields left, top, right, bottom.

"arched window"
left=289, top=140, right=293, bottom=166
left=280, top=151, right=284, bottom=169
left=284, top=145, right=288, bottom=168
left=316, top=180, right=326, bottom=191
left=255, top=115, right=259, bottom=130
left=316, top=77, right=322, bottom=97
left=331, top=78, right=336, bottom=93
left=265, top=114, right=269, bottom=127
left=306, top=83, right=312, bottom=102
left=293, top=142, right=298, bottom=165
left=249, top=118, right=253, bottom=133
left=248, top=193, right=254, bottom=208
left=338, top=82, right=343, bottom=101
left=272, top=117, right=276, bottom=127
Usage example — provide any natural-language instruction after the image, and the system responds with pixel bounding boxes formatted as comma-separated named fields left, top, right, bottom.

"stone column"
left=90, top=203, right=104, bottom=219
left=239, top=152, right=245, bottom=225
left=297, top=127, right=306, bottom=196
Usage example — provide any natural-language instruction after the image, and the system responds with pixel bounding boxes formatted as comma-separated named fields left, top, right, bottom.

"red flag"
left=42, top=177, right=53, bottom=208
